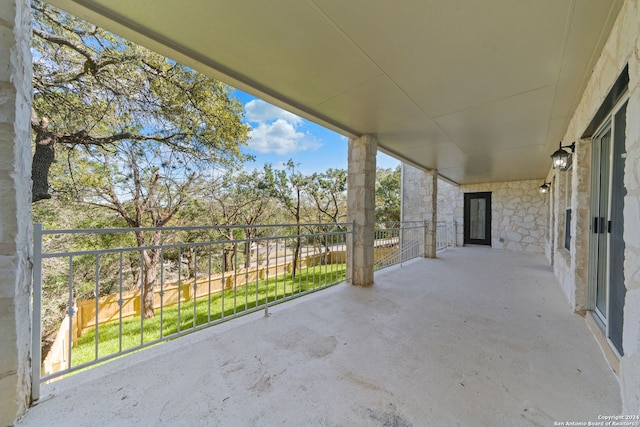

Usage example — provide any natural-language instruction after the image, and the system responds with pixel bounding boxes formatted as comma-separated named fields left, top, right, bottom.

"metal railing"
left=374, top=221, right=424, bottom=270
left=31, top=222, right=352, bottom=399
left=374, top=221, right=455, bottom=271
left=31, top=219, right=456, bottom=398
left=437, top=220, right=455, bottom=250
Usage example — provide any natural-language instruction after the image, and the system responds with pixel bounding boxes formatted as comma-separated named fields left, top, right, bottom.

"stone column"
left=425, top=170, right=437, bottom=258
left=401, top=164, right=437, bottom=258
left=570, top=139, right=591, bottom=314
left=347, top=135, right=376, bottom=287
left=0, top=0, right=33, bottom=424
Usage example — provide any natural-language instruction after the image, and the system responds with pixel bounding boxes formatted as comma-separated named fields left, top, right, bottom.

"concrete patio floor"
left=18, top=247, right=620, bottom=426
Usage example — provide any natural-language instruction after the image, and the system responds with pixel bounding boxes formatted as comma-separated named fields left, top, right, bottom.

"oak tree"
left=31, top=0, right=250, bottom=202
left=32, top=0, right=250, bottom=317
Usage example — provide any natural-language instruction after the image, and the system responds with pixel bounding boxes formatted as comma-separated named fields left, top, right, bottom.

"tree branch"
left=33, top=28, right=96, bottom=66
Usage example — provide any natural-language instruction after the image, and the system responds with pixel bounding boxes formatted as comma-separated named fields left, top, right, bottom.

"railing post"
left=347, top=220, right=356, bottom=282
left=31, top=223, right=43, bottom=401
left=398, top=222, right=404, bottom=266
left=449, top=221, right=454, bottom=247
left=423, top=220, right=429, bottom=258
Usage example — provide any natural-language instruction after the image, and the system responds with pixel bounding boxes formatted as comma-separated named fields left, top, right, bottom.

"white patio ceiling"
left=48, top=0, right=623, bottom=184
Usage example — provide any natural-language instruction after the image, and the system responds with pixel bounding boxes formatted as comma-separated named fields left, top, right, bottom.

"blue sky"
left=232, top=90, right=399, bottom=175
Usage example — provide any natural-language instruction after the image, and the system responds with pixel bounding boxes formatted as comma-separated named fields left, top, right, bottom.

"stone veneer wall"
left=541, top=0, right=640, bottom=413
left=402, top=167, right=458, bottom=229
left=402, top=167, right=546, bottom=253
left=401, top=164, right=438, bottom=256
left=0, top=0, right=33, bottom=424
left=545, top=141, right=591, bottom=314
left=437, top=178, right=461, bottom=245
left=437, top=179, right=458, bottom=219
left=455, top=180, right=547, bottom=253
left=402, top=164, right=435, bottom=223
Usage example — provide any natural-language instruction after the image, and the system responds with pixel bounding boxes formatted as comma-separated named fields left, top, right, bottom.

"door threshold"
left=586, top=312, right=620, bottom=375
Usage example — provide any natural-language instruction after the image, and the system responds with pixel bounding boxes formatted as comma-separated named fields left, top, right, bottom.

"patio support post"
left=425, top=169, right=437, bottom=258
left=347, top=135, right=376, bottom=287
left=570, top=139, right=591, bottom=314
left=0, top=0, right=33, bottom=424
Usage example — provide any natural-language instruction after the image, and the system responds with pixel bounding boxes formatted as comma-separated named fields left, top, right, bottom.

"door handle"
left=593, top=217, right=607, bottom=234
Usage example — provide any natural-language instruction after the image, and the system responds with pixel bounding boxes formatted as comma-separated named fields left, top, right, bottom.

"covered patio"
left=3, top=1, right=640, bottom=423
left=18, top=248, right=619, bottom=426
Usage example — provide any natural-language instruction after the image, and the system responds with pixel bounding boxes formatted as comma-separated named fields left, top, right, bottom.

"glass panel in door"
left=469, top=198, right=486, bottom=240
left=595, top=129, right=610, bottom=320
left=589, top=125, right=611, bottom=325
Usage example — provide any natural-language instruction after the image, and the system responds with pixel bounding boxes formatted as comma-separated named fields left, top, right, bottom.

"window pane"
left=469, top=199, right=486, bottom=240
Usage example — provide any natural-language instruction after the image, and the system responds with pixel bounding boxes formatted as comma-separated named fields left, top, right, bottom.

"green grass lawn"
left=72, top=263, right=346, bottom=367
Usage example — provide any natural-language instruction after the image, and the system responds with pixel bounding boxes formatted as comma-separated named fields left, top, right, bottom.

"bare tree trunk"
left=32, top=130, right=56, bottom=202
left=184, top=247, right=195, bottom=279
left=243, top=231, right=255, bottom=269
left=292, top=238, right=301, bottom=279
left=142, top=249, right=160, bottom=318
left=129, top=255, right=141, bottom=290
left=291, top=223, right=301, bottom=279
left=223, top=247, right=234, bottom=272
left=140, top=230, right=162, bottom=318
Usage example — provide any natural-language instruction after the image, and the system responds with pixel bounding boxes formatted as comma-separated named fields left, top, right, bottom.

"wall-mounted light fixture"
left=539, top=182, right=551, bottom=194
left=551, top=141, right=575, bottom=170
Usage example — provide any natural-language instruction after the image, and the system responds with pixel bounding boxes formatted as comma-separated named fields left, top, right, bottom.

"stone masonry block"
left=0, top=0, right=33, bottom=424
left=621, top=349, right=640, bottom=415
left=625, top=247, right=640, bottom=290
left=624, top=197, right=640, bottom=250
left=0, top=26, right=15, bottom=82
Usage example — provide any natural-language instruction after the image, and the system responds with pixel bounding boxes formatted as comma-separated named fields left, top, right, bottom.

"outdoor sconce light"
left=551, top=141, right=575, bottom=170
left=539, top=182, right=551, bottom=194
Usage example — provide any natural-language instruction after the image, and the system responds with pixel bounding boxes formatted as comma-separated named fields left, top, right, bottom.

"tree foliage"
left=209, top=169, right=274, bottom=270
left=375, top=165, right=401, bottom=224
left=31, top=0, right=250, bottom=202
left=307, top=168, right=347, bottom=225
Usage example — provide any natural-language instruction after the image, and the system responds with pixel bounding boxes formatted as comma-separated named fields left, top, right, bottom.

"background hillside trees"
left=375, top=165, right=401, bottom=224
left=263, top=160, right=308, bottom=279
left=209, top=169, right=274, bottom=271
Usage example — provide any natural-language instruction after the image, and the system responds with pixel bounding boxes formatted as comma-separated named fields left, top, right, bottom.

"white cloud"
left=245, top=99, right=302, bottom=126
left=244, top=99, right=321, bottom=155
left=248, top=119, right=321, bottom=155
